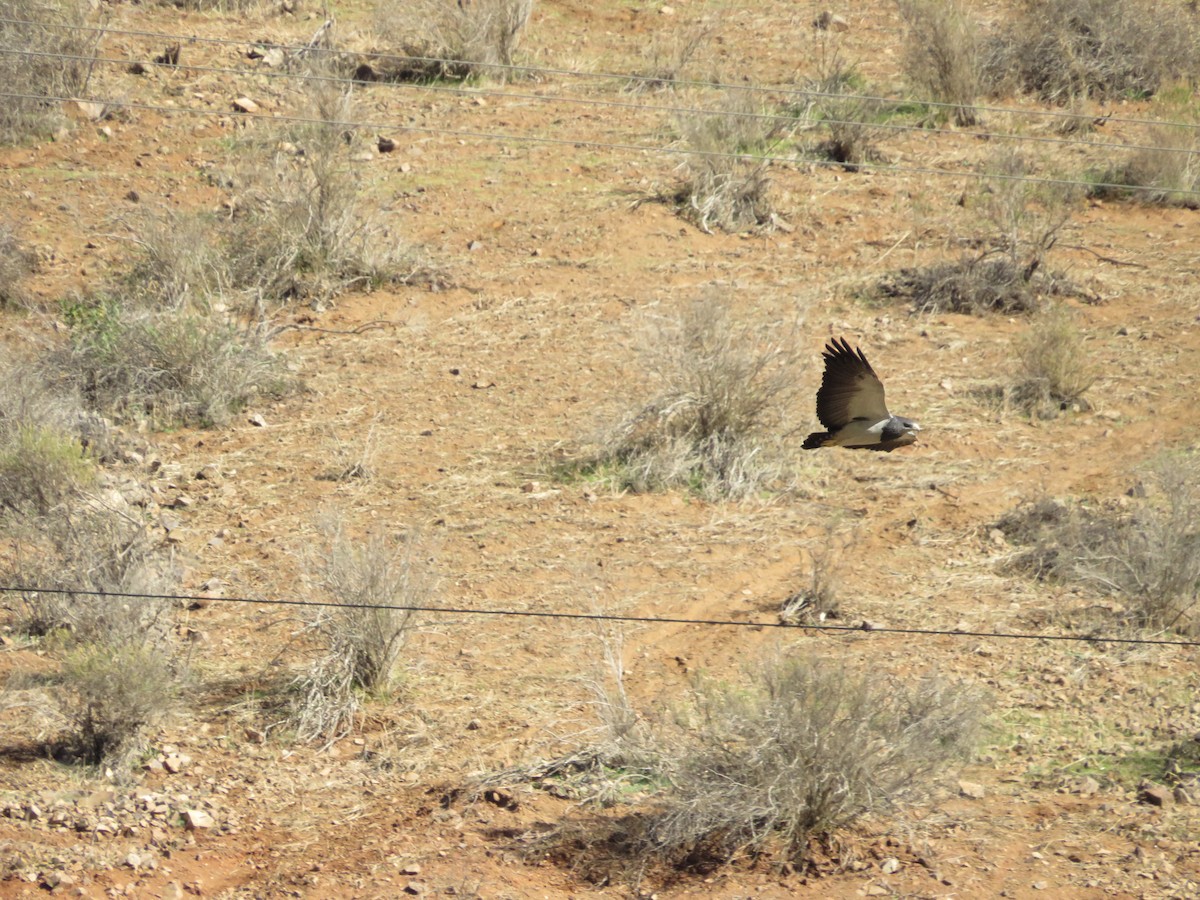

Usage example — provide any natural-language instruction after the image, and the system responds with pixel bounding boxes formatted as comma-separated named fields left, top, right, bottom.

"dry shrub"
left=639, top=656, right=982, bottom=867
left=291, top=520, right=434, bottom=743
left=996, top=455, right=1200, bottom=635
left=627, top=17, right=719, bottom=92
left=1008, top=303, right=1095, bottom=417
left=122, top=208, right=225, bottom=309
left=0, top=361, right=104, bottom=513
left=0, top=221, right=36, bottom=308
left=666, top=90, right=784, bottom=233
left=897, top=0, right=981, bottom=126
left=0, top=0, right=98, bottom=143
left=373, top=0, right=533, bottom=81
left=2, top=502, right=183, bottom=767
left=983, top=0, right=1200, bottom=103
left=582, top=293, right=805, bottom=498
left=1091, top=89, right=1200, bottom=208
left=877, top=151, right=1084, bottom=314
left=779, top=539, right=842, bottom=626
left=57, top=638, right=179, bottom=766
left=55, top=292, right=287, bottom=428
left=225, top=79, right=423, bottom=309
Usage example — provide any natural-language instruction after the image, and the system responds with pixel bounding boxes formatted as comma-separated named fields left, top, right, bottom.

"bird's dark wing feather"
left=814, top=338, right=890, bottom=429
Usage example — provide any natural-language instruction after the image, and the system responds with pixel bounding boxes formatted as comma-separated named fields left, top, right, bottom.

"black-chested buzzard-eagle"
left=801, top=338, right=921, bottom=452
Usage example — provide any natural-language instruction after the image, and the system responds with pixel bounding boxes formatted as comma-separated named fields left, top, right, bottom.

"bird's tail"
left=801, top=431, right=832, bottom=450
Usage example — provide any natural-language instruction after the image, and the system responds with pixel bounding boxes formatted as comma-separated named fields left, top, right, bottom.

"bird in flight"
left=802, top=338, right=921, bottom=452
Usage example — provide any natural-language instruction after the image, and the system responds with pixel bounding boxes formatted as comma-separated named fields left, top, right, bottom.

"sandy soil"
left=2, top=1, right=1199, bottom=898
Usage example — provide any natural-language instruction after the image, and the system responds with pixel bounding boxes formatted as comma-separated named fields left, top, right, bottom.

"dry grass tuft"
left=897, top=0, right=981, bottom=126
left=804, top=38, right=886, bottom=169
left=575, top=293, right=805, bottom=498
left=224, top=78, right=430, bottom=309
left=627, top=17, right=719, bottom=92
left=996, top=455, right=1200, bottom=635
left=290, top=519, right=435, bottom=744
left=982, top=0, right=1200, bottom=103
left=877, top=151, right=1085, bottom=314
left=613, top=655, right=980, bottom=869
left=0, top=0, right=98, bottom=143
left=659, top=90, right=788, bottom=233
left=1089, top=89, right=1200, bottom=208
left=54, top=292, right=288, bottom=428
left=0, top=221, right=36, bottom=308
left=1008, top=303, right=1096, bottom=417
left=372, top=0, right=534, bottom=81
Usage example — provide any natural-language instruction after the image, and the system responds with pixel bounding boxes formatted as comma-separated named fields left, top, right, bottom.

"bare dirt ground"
left=2, top=1, right=1200, bottom=898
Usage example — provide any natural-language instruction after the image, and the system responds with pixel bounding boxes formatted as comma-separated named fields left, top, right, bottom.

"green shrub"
left=0, top=425, right=92, bottom=513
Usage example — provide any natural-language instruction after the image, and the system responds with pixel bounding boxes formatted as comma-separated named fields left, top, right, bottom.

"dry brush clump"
left=1, top=494, right=184, bottom=767
left=995, top=454, right=1200, bottom=636
left=1089, top=89, right=1200, bottom=208
left=290, top=521, right=435, bottom=743
left=627, top=16, right=719, bottom=92
left=981, top=0, right=1200, bottom=103
left=877, top=152, right=1087, bottom=314
left=1006, top=303, right=1096, bottom=417
left=54, top=291, right=287, bottom=429
left=528, top=654, right=983, bottom=876
left=0, top=0, right=99, bottom=143
left=662, top=89, right=787, bottom=233
left=576, top=293, right=805, bottom=499
left=0, top=220, right=36, bottom=308
left=639, top=658, right=982, bottom=866
left=897, top=0, right=981, bottom=127
left=372, top=0, right=534, bottom=81
left=223, top=78, right=428, bottom=309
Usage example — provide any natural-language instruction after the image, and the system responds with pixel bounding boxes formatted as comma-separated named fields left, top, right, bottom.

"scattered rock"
left=261, top=48, right=286, bottom=68
left=378, top=136, right=397, bottom=153
left=232, top=97, right=259, bottom=114
left=400, top=863, right=421, bottom=875
left=880, top=857, right=900, bottom=874
left=183, top=809, right=215, bottom=830
left=1138, top=784, right=1172, bottom=808
left=958, top=780, right=987, bottom=799
left=63, top=99, right=105, bottom=121
left=248, top=413, right=268, bottom=427
left=403, top=882, right=426, bottom=895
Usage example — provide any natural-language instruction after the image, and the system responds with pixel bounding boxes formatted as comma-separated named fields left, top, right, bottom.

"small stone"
left=880, top=857, right=900, bottom=874
left=64, top=99, right=105, bottom=121
left=248, top=413, right=268, bottom=427
left=958, top=780, right=986, bottom=799
left=1139, top=784, right=1172, bottom=808
left=466, top=718, right=482, bottom=731
left=125, top=851, right=142, bottom=869
left=261, top=48, right=285, bottom=68
left=377, top=136, right=397, bottom=153
left=172, top=494, right=194, bottom=509
left=400, top=864, right=421, bottom=875
left=813, top=10, right=849, bottom=31
left=403, top=883, right=426, bottom=896
left=520, top=481, right=539, bottom=493
left=161, top=882, right=184, bottom=900
left=467, top=240, right=483, bottom=251
left=125, top=190, right=140, bottom=203
left=42, top=870, right=75, bottom=889
left=183, top=809, right=215, bottom=830
left=163, top=754, right=190, bottom=774
left=232, top=97, right=259, bottom=113
left=1076, top=776, right=1101, bottom=796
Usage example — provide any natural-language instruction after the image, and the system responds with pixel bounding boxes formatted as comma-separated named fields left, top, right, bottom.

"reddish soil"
left=2, top=1, right=1200, bottom=898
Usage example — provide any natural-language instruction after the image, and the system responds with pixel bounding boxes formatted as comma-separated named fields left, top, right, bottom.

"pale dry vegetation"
left=982, top=0, right=1200, bottom=102
left=637, top=658, right=982, bottom=866
left=0, top=0, right=98, bottom=143
left=576, top=293, right=805, bottom=498
left=996, top=454, right=1200, bottom=636
left=372, top=0, right=533, bottom=81
left=877, top=151, right=1085, bottom=314
left=290, top=520, right=434, bottom=743
left=1008, top=303, right=1096, bottom=417
left=897, top=0, right=981, bottom=126
left=665, top=90, right=784, bottom=233
left=1090, top=89, right=1200, bottom=208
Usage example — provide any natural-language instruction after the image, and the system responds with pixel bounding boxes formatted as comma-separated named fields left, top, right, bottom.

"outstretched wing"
left=815, top=338, right=890, bottom=429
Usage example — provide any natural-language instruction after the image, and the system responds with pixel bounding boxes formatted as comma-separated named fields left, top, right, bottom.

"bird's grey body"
left=801, top=338, right=920, bottom=452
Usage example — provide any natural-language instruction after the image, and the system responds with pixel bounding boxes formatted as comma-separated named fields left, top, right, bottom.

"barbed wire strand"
left=3, top=14, right=1200, bottom=133
left=4, top=44, right=1200, bottom=160
left=2, top=585, right=1198, bottom=648
left=4, top=89, right=1196, bottom=198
